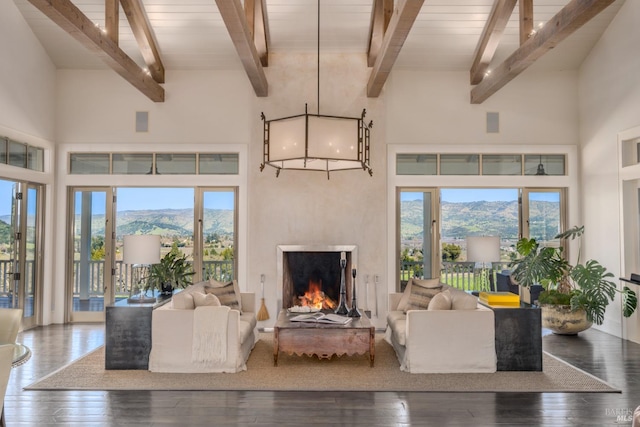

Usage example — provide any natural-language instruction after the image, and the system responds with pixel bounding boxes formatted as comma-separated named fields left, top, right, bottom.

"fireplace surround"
left=277, top=245, right=358, bottom=310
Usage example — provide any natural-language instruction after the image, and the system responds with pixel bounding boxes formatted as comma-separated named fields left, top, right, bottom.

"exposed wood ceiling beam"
left=105, top=0, right=119, bottom=45
left=469, top=0, right=517, bottom=85
left=27, top=0, right=164, bottom=102
left=215, top=0, right=268, bottom=97
left=367, top=0, right=424, bottom=97
left=519, top=0, right=534, bottom=45
left=367, top=0, right=393, bottom=67
left=120, top=0, right=165, bottom=84
left=471, top=0, right=616, bottom=104
left=244, top=0, right=269, bottom=67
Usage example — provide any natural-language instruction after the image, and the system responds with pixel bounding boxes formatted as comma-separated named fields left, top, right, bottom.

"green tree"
left=221, top=247, right=234, bottom=260
left=91, top=236, right=105, bottom=260
left=442, top=243, right=462, bottom=262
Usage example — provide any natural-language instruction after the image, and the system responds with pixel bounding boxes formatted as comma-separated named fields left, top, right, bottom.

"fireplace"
left=278, top=245, right=357, bottom=310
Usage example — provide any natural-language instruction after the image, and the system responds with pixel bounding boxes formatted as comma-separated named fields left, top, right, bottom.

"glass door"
left=21, top=185, right=41, bottom=328
left=0, top=179, right=43, bottom=329
left=397, top=188, right=439, bottom=291
left=196, top=188, right=237, bottom=282
left=521, top=188, right=566, bottom=249
left=68, top=188, right=115, bottom=322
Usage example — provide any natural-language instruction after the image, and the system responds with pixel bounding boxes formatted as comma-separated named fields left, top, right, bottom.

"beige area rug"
left=26, top=333, right=619, bottom=393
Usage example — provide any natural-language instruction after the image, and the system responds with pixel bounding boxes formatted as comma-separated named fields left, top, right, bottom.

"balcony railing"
left=1, top=258, right=511, bottom=299
left=0, top=259, right=234, bottom=298
left=400, top=260, right=511, bottom=292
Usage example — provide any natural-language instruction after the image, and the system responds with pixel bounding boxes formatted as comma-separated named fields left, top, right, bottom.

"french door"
left=521, top=188, right=566, bottom=249
left=0, top=179, right=43, bottom=329
left=67, top=187, right=115, bottom=322
left=397, top=188, right=439, bottom=291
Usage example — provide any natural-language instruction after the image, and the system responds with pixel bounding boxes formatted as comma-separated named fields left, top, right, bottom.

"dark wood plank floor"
left=4, top=324, right=640, bottom=426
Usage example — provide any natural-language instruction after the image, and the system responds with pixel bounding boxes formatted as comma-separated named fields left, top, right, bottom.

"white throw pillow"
left=172, top=291, right=195, bottom=310
left=428, top=289, right=452, bottom=310
left=192, top=292, right=221, bottom=307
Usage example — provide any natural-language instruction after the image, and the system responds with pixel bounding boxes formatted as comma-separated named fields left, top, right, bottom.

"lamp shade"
left=123, top=235, right=161, bottom=265
left=466, top=236, right=501, bottom=263
left=261, top=106, right=372, bottom=177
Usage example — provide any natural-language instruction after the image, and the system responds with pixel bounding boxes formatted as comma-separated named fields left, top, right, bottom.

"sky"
left=401, top=188, right=560, bottom=203
left=0, top=178, right=558, bottom=217
left=0, top=183, right=235, bottom=216
left=72, top=188, right=234, bottom=215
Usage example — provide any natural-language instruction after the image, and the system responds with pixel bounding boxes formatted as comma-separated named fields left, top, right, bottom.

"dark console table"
left=480, top=302, right=542, bottom=371
left=105, top=293, right=173, bottom=370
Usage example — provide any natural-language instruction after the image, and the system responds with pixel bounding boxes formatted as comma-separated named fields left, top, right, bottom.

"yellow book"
left=479, top=291, right=520, bottom=307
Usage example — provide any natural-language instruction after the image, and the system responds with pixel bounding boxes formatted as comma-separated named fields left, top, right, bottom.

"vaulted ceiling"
left=14, top=0, right=625, bottom=103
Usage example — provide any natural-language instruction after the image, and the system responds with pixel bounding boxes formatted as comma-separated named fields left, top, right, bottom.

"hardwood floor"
left=4, top=324, right=640, bottom=426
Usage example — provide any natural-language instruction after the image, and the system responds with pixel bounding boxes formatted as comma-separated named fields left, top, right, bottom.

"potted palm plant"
left=510, top=225, right=637, bottom=334
left=147, top=249, right=195, bottom=295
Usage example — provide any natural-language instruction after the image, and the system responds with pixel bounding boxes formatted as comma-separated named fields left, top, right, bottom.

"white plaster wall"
left=250, top=53, right=387, bottom=328
left=578, top=0, right=640, bottom=338
left=56, top=69, right=252, bottom=144
left=386, top=69, right=579, bottom=146
left=0, top=0, right=56, bottom=325
left=0, top=1, right=56, bottom=141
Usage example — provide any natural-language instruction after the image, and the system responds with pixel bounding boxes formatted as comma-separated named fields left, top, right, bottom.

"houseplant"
left=510, top=225, right=637, bottom=334
left=147, top=248, right=195, bottom=295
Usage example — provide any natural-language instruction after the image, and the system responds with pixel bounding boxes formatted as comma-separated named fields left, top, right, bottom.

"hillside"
left=401, top=199, right=560, bottom=241
left=73, top=208, right=234, bottom=238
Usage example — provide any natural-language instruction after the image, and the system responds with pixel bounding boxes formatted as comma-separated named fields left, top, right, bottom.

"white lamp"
left=466, top=236, right=501, bottom=292
left=123, top=235, right=161, bottom=302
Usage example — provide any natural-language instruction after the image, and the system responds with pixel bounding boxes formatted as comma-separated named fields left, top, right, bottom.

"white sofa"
left=149, top=281, right=258, bottom=373
left=385, top=281, right=496, bottom=373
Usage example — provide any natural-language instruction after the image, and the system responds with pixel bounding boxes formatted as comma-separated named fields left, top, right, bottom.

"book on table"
left=479, top=291, right=520, bottom=307
left=289, top=312, right=353, bottom=325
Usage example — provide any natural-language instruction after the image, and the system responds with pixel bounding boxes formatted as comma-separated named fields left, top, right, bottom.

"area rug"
left=26, top=333, right=619, bottom=393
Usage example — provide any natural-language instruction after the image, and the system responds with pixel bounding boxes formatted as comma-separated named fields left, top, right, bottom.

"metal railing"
left=400, top=260, right=511, bottom=292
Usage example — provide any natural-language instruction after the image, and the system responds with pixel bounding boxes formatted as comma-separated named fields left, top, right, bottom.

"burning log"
left=298, top=279, right=337, bottom=310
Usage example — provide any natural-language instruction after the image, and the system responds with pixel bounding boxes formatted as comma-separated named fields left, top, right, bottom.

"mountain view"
left=401, top=199, right=560, bottom=243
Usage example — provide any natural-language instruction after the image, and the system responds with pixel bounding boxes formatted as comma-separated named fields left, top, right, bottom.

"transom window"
left=69, top=152, right=239, bottom=175
left=396, top=153, right=566, bottom=176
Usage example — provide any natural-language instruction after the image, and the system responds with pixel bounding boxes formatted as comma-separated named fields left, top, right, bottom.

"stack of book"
left=479, top=291, right=520, bottom=307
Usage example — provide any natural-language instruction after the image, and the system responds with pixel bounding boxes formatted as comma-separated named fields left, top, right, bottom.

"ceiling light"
left=260, top=0, right=372, bottom=180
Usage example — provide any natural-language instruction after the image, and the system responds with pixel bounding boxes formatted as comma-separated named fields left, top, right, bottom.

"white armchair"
left=0, top=309, right=22, bottom=343
left=0, top=344, right=15, bottom=427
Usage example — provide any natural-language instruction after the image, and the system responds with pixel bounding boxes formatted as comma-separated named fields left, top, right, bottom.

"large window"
left=397, top=187, right=565, bottom=291
left=67, top=186, right=237, bottom=319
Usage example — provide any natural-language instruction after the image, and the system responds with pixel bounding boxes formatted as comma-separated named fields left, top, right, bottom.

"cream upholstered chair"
left=0, top=309, right=22, bottom=344
left=0, top=344, right=14, bottom=427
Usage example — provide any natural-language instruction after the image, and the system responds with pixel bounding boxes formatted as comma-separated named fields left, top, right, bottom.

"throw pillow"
left=205, top=280, right=242, bottom=312
left=397, top=278, right=441, bottom=312
left=450, top=290, right=479, bottom=310
left=192, top=292, right=221, bottom=307
left=404, top=280, right=443, bottom=312
left=428, top=289, right=452, bottom=310
left=172, top=291, right=195, bottom=310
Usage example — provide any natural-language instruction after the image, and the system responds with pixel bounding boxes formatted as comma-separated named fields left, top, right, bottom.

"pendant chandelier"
left=260, top=1, right=372, bottom=179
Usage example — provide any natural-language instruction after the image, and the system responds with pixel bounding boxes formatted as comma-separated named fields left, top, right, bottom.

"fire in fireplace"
left=278, top=245, right=357, bottom=310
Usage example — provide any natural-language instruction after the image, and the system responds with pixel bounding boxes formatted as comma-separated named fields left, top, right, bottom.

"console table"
left=105, top=293, right=173, bottom=370
left=480, top=302, right=542, bottom=371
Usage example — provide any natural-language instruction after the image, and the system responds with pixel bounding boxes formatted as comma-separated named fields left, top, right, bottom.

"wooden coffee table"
left=273, top=310, right=375, bottom=367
